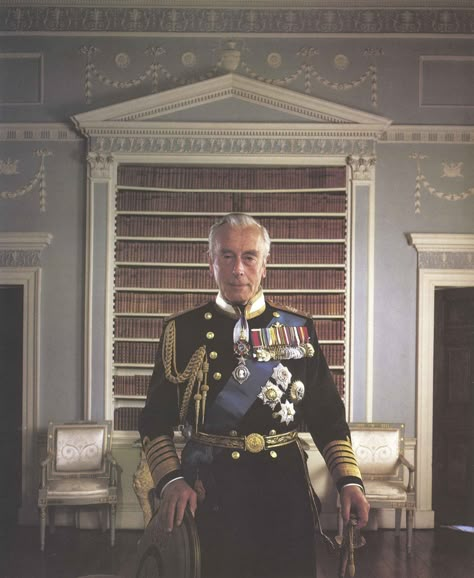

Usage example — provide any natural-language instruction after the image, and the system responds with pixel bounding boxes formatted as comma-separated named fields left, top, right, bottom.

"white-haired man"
left=139, top=213, right=369, bottom=578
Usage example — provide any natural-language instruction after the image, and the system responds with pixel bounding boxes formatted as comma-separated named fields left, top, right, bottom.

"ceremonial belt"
left=191, top=429, right=298, bottom=454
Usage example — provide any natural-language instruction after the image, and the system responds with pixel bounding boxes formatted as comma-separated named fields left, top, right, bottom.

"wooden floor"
left=0, top=524, right=472, bottom=578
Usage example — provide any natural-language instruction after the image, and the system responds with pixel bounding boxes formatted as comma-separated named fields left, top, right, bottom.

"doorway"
left=433, top=286, right=474, bottom=526
left=0, top=285, right=23, bottom=536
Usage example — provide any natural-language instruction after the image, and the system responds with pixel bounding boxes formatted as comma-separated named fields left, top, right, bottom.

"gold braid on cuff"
left=322, top=438, right=362, bottom=484
left=143, top=435, right=180, bottom=488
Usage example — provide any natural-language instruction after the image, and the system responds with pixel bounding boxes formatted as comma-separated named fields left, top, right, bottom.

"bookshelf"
left=112, top=165, right=349, bottom=432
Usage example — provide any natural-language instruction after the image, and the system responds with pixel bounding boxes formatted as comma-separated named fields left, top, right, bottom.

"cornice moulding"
left=3, top=1, right=473, bottom=8
left=1, top=4, right=473, bottom=36
left=407, top=233, right=474, bottom=253
left=0, top=232, right=53, bottom=251
left=381, top=125, right=474, bottom=144
left=77, top=122, right=390, bottom=137
left=0, top=123, right=81, bottom=141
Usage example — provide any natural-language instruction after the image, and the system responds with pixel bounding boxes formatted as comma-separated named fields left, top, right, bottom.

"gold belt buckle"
left=245, top=433, right=266, bottom=453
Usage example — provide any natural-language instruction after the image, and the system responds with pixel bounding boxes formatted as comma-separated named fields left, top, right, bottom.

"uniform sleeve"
left=138, top=322, right=183, bottom=494
left=302, top=319, right=364, bottom=492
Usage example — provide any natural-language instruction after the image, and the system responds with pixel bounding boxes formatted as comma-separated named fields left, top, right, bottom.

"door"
left=433, top=286, right=474, bottom=526
left=0, top=285, right=23, bottom=534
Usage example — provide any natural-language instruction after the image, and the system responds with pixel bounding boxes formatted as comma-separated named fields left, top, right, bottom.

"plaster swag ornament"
left=78, top=42, right=380, bottom=108
left=410, top=153, right=474, bottom=214
left=240, top=46, right=380, bottom=108
left=79, top=45, right=165, bottom=103
left=0, top=149, right=52, bottom=212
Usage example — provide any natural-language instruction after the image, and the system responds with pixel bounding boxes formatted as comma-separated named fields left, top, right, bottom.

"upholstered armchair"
left=38, top=421, right=118, bottom=551
left=338, top=422, right=416, bottom=552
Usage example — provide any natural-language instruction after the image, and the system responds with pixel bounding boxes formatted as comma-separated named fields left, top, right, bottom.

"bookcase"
left=112, top=165, right=349, bottom=431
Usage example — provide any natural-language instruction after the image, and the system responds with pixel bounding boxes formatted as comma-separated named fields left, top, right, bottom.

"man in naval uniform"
left=139, top=213, right=369, bottom=578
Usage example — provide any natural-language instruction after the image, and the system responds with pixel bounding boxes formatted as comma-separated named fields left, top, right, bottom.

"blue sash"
left=203, top=358, right=277, bottom=434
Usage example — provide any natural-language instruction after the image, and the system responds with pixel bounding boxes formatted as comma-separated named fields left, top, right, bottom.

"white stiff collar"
left=215, top=289, right=266, bottom=320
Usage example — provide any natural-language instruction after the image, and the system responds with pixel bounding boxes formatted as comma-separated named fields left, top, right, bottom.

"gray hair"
left=208, top=212, right=271, bottom=258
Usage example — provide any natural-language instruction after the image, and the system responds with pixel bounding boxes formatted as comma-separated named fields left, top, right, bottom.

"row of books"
left=115, top=240, right=346, bottom=265
left=115, top=215, right=346, bottom=239
left=114, top=374, right=151, bottom=397
left=117, top=165, right=347, bottom=191
left=321, top=343, right=345, bottom=366
left=314, top=319, right=345, bottom=341
left=113, top=341, right=344, bottom=366
left=112, top=368, right=345, bottom=404
left=115, top=316, right=165, bottom=339
left=114, top=316, right=344, bottom=341
left=114, top=341, right=158, bottom=364
left=114, top=291, right=346, bottom=316
left=114, top=407, right=142, bottom=431
left=116, top=190, right=347, bottom=213
left=331, top=370, right=345, bottom=395
left=115, top=267, right=346, bottom=290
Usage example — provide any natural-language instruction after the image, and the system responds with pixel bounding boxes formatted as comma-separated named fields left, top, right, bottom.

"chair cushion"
left=55, top=427, right=105, bottom=472
left=45, top=478, right=114, bottom=498
left=364, top=480, right=407, bottom=502
left=352, top=430, right=401, bottom=475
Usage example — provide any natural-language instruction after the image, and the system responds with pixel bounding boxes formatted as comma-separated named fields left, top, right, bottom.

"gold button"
left=229, top=430, right=238, bottom=437
left=269, top=429, right=277, bottom=436
left=270, top=451, right=278, bottom=459
left=213, top=372, right=222, bottom=381
left=209, top=351, right=218, bottom=360
left=231, top=451, right=240, bottom=460
left=206, top=331, right=215, bottom=340
left=204, top=312, right=213, bottom=320
left=273, top=312, right=281, bottom=318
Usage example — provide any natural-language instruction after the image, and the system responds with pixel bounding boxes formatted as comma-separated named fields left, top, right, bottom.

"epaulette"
left=266, top=299, right=311, bottom=320
left=165, top=301, right=213, bottom=323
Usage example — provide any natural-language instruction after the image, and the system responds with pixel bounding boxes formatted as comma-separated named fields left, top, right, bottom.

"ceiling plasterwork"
left=3, top=1, right=473, bottom=7
left=1, top=3, right=473, bottom=35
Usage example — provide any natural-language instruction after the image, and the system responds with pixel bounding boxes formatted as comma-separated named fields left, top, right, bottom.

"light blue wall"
left=0, top=139, right=86, bottom=424
left=1, top=6, right=473, bottom=437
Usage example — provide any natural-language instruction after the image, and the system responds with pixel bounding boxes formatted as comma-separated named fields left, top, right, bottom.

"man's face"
left=209, top=224, right=267, bottom=305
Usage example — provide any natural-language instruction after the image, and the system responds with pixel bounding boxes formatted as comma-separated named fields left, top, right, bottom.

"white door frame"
left=0, top=233, right=51, bottom=523
left=408, top=233, right=474, bottom=527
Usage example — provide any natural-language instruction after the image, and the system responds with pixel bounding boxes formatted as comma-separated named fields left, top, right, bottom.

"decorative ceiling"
left=2, top=1, right=473, bottom=6
left=1, top=1, right=472, bottom=35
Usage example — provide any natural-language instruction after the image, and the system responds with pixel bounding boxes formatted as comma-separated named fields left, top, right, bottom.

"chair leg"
left=395, top=508, right=402, bottom=536
left=39, top=507, right=47, bottom=551
left=406, top=509, right=414, bottom=554
left=110, top=503, right=116, bottom=547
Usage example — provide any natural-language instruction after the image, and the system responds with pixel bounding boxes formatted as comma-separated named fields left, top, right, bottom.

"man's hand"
left=340, top=485, right=370, bottom=528
left=159, top=478, right=197, bottom=533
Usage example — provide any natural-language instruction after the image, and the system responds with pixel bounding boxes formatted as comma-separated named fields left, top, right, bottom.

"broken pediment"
left=72, top=72, right=391, bottom=130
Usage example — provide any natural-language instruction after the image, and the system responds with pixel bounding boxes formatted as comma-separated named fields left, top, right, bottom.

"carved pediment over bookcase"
left=73, top=72, right=391, bottom=157
left=73, top=73, right=390, bottom=433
